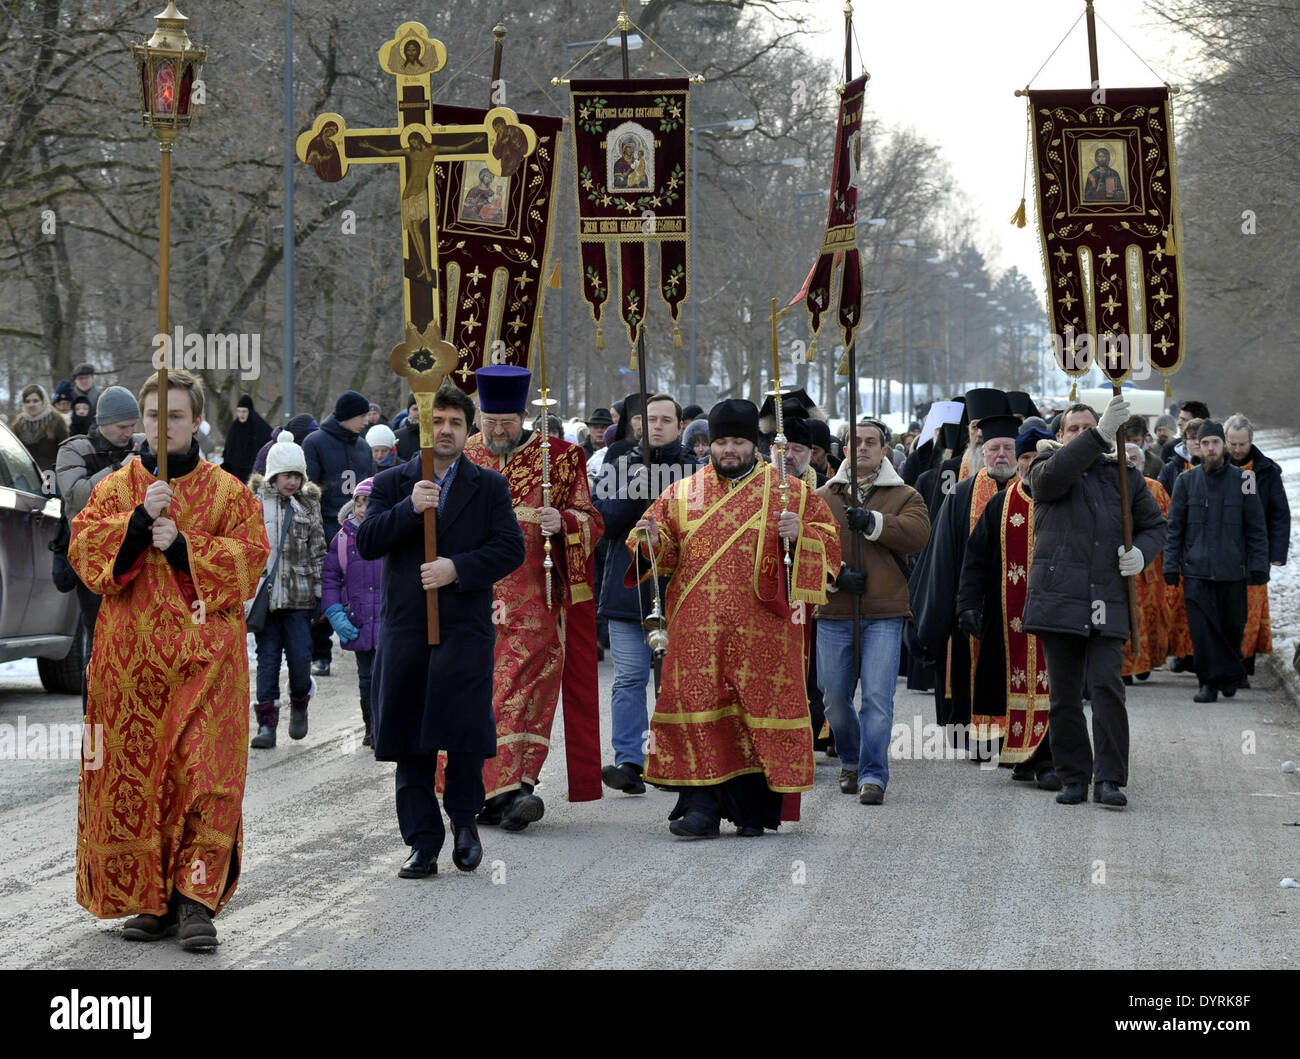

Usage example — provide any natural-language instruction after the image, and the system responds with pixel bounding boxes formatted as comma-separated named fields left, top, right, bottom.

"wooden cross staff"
left=296, top=20, right=541, bottom=644
left=295, top=20, right=538, bottom=377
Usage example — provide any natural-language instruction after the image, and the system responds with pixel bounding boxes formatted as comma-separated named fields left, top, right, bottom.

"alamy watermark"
left=152, top=325, right=261, bottom=380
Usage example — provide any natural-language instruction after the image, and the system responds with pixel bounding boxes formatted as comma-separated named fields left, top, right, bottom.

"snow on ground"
left=1256, top=428, right=1300, bottom=705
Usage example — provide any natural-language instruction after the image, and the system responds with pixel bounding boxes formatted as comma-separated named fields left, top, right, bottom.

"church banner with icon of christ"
left=1027, top=87, right=1186, bottom=392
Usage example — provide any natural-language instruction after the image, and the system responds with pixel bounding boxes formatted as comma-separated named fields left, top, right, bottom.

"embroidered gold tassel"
left=1164, top=377, right=1172, bottom=398
left=596, top=324, right=605, bottom=351
left=1164, top=224, right=1176, bottom=257
left=1069, top=381, right=1077, bottom=401
left=547, top=257, right=563, bottom=289
left=629, top=344, right=638, bottom=370
left=1010, top=197, right=1027, bottom=228
left=672, top=323, right=682, bottom=349
left=837, top=349, right=851, bottom=376
left=807, top=335, right=816, bottom=361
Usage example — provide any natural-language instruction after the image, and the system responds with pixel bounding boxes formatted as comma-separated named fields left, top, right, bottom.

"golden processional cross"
left=295, top=21, right=538, bottom=644
left=295, top=20, right=537, bottom=359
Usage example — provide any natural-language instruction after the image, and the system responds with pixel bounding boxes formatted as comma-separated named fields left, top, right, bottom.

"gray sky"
left=804, top=0, right=1198, bottom=298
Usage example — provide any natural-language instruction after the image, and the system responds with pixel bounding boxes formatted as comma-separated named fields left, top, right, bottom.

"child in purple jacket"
left=322, top=477, right=383, bottom=746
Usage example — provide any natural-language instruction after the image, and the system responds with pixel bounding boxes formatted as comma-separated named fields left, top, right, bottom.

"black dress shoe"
left=501, top=792, right=545, bottom=832
left=1036, top=767, right=1063, bottom=792
left=1056, top=782, right=1087, bottom=805
left=1193, top=684, right=1218, bottom=703
left=398, top=847, right=438, bottom=878
left=736, top=825, right=763, bottom=837
left=668, top=811, right=720, bottom=839
left=1221, top=682, right=1237, bottom=698
left=1122, top=674, right=1134, bottom=686
left=1094, top=780, right=1127, bottom=809
left=838, top=768, right=859, bottom=793
left=452, top=825, right=482, bottom=872
left=1010, top=761, right=1037, bottom=782
left=1136, top=671, right=1151, bottom=681
left=602, top=762, right=646, bottom=794
left=1238, top=676, right=1250, bottom=690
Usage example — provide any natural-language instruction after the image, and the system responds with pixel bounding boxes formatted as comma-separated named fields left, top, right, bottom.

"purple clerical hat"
left=476, top=365, right=532, bottom=413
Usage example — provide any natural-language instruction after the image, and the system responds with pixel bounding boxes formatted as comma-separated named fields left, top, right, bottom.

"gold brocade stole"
left=990, top=479, right=1048, bottom=757
left=945, top=468, right=1001, bottom=699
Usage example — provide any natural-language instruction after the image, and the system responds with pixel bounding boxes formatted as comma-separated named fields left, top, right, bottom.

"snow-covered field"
left=1256, top=428, right=1300, bottom=705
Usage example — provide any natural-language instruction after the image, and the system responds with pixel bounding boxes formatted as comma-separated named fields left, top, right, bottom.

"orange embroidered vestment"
left=625, top=463, right=840, bottom=792
left=464, top=431, right=602, bottom=798
left=69, top=459, right=268, bottom=918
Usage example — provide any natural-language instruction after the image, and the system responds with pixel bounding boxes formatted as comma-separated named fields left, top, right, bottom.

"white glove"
left=1096, top=394, right=1131, bottom=445
left=1117, top=545, right=1143, bottom=576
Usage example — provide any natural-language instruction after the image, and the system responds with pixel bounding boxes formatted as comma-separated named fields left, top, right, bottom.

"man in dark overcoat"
left=357, top=383, right=525, bottom=878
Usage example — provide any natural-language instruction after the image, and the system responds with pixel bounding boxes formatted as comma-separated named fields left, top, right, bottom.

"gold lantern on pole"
left=131, top=3, right=207, bottom=480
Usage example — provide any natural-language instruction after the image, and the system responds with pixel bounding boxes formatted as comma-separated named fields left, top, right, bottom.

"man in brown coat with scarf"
left=816, top=418, right=931, bottom=805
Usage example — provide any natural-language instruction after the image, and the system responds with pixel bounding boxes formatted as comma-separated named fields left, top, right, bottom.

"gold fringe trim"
left=547, top=257, right=563, bottom=289
left=1010, top=197, right=1027, bottom=228
left=1164, top=224, right=1177, bottom=257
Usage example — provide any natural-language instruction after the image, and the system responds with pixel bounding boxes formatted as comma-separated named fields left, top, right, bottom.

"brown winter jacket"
left=816, top=455, right=931, bottom=620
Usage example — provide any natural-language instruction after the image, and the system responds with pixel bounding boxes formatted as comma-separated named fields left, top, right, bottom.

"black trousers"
left=1183, top=577, right=1247, bottom=691
left=1040, top=631, right=1128, bottom=787
left=807, top=619, right=827, bottom=744
left=395, top=752, right=485, bottom=853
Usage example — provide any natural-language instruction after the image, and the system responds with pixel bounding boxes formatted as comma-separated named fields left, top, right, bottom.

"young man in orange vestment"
left=69, top=370, right=269, bottom=951
left=629, top=399, right=841, bottom=838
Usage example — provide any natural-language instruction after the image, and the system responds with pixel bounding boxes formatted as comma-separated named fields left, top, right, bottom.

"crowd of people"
left=14, top=362, right=1291, bottom=952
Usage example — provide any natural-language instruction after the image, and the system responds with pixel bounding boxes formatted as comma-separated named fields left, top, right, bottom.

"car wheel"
left=38, top=632, right=84, bottom=695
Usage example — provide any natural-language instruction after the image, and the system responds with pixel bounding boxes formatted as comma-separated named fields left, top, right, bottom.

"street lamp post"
left=131, top=2, right=207, bottom=481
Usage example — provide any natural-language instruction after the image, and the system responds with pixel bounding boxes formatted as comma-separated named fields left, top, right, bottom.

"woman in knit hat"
left=366, top=423, right=398, bottom=470
left=247, top=433, right=326, bottom=748
left=12, top=383, right=69, bottom=472
left=321, top=476, right=383, bottom=746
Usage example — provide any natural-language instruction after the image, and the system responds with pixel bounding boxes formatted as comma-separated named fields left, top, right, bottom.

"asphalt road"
left=2, top=642, right=1298, bottom=969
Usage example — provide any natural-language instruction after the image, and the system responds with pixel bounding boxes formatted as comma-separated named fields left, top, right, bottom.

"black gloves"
left=844, top=506, right=880, bottom=536
left=957, top=609, right=982, bottom=639
left=834, top=568, right=867, bottom=595
left=1164, top=571, right=1180, bottom=587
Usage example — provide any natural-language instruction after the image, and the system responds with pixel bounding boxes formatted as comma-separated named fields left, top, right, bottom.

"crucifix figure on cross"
left=295, top=20, right=538, bottom=342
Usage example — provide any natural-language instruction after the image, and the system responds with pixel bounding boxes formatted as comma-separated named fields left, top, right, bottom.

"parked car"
left=0, top=421, right=82, bottom=693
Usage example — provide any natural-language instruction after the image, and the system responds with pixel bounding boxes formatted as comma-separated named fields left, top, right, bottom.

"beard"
left=485, top=433, right=523, bottom=457
left=710, top=452, right=758, bottom=480
left=1201, top=452, right=1224, bottom=472
left=988, top=462, right=1017, bottom=482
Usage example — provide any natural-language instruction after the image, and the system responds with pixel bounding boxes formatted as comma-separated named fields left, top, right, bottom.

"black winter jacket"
left=1232, top=444, right=1291, bottom=565
left=1164, top=461, right=1269, bottom=583
left=1022, top=428, right=1167, bottom=640
left=303, top=415, right=375, bottom=522
left=594, top=439, right=698, bottom=622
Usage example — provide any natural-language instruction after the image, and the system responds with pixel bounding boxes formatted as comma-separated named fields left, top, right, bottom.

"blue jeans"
left=817, top=617, right=904, bottom=789
left=255, top=608, right=313, bottom=703
left=608, top=618, right=652, bottom=767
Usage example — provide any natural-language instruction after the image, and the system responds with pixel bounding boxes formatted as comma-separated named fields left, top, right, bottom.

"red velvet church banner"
left=1028, top=87, right=1186, bottom=390
left=569, top=78, right=691, bottom=358
left=432, top=105, right=563, bottom=388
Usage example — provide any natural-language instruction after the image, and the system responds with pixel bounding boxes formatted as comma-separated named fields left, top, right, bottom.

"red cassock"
left=463, top=431, right=604, bottom=801
left=68, top=459, right=268, bottom=918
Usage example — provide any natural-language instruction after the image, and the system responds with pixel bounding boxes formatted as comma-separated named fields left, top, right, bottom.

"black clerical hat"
left=1007, top=391, right=1041, bottom=419
left=964, top=388, right=1011, bottom=422
left=978, top=414, right=1021, bottom=441
left=708, top=399, right=759, bottom=444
